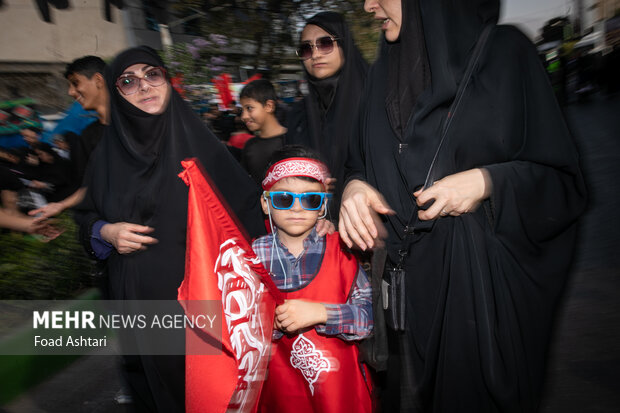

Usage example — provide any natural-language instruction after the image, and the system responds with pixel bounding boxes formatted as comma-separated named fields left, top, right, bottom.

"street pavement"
left=2, top=342, right=129, bottom=413
left=540, top=91, right=620, bottom=412
left=2, top=92, right=619, bottom=412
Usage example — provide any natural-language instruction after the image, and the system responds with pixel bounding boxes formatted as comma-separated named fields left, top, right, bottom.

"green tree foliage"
left=169, top=0, right=381, bottom=78
left=161, top=35, right=230, bottom=85
left=0, top=213, right=93, bottom=300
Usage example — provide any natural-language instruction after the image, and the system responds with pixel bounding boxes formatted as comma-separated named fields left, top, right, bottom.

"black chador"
left=346, top=1, right=587, bottom=411
left=75, top=46, right=264, bottom=412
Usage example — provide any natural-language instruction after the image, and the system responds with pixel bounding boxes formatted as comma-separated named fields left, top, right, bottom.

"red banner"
left=212, top=74, right=233, bottom=108
left=178, top=158, right=283, bottom=413
left=171, top=73, right=187, bottom=98
left=242, top=74, right=263, bottom=84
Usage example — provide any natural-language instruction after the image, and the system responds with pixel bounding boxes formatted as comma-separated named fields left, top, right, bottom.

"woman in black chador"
left=286, top=11, right=368, bottom=217
left=75, top=46, right=264, bottom=412
left=340, top=0, right=587, bottom=411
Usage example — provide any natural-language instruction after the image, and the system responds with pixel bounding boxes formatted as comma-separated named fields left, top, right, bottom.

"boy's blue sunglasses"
left=263, top=191, right=331, bottom=211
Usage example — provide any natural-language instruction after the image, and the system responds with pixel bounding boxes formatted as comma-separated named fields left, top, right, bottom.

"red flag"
left=242, top=73, right=262, bottom=85
left=178, top=158, right=284, bottom=413
left=171, top=73, right=187, bottom=98
left=212, top=74, right=233, bottom=108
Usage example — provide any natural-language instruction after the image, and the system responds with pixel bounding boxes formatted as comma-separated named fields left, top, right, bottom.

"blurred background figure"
left=28, top=55, right=109, bottom=219
left=239, top=79, right=287, bottom=185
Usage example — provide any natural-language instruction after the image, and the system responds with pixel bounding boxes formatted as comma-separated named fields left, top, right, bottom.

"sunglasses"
left=115, top=67, right=167, bottom=95
left=296, top=36, right=338, bottom=60
left=264, top=191, right=331, bottom=211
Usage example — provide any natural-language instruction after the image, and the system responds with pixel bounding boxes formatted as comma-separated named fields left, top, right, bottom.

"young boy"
left=253, top=145, right=373, bottom=413
left=239, top=79, right=287, bottom=185
left=29, top=55, right=109, bottom=219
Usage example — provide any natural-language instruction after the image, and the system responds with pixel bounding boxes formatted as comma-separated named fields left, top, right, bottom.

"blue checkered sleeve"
left=315, top=265, right=373, bottom=341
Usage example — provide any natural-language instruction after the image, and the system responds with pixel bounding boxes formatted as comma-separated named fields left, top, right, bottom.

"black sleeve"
left=482, top=27, right=587, bottom=245
left=196, top=137, right=266, bottom=240
left=344, top=80, right=369, bottom=186
left=0, top=166, right=23, bottom=191
left=73, top=122, right=104, bottom=187
left=283, top=100, right=309, bottom=146
left=72, top=145, right=107, bottom=259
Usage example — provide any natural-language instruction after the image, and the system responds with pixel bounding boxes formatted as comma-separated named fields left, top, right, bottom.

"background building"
left=0, top=0, right=304, bottom=111
left=0, top=0, right=130, bottom=110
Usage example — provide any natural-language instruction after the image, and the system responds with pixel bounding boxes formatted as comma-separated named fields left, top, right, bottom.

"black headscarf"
left=347, top=1, right=586, bottom=411
left=413, top=0, right=500, bottom=123
left=287, top=12, right=368, bottom=216
left=385, top=0, right=430, bottom=139
left=352, top=0, right=502, bottom=236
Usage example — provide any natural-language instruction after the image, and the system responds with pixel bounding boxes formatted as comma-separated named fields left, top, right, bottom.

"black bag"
left=358, top=247, right=389, bottom=371
left=383, top=267, right=407, bottom=331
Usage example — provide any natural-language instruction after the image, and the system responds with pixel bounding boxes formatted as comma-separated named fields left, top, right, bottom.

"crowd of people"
left=0, top=1, right=589, bottom=412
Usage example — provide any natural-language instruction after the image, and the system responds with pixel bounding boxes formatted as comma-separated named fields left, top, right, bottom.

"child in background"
left=239, top=79, right=287, bottom=185
left=253, top=145, right=373, bottom=413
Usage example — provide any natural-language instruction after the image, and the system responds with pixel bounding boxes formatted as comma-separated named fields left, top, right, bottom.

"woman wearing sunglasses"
left=286, top=12, right=368, bottom=217
left=340, top=0, right=586, bottom=412
left=75, top=46, right=265, bottom=412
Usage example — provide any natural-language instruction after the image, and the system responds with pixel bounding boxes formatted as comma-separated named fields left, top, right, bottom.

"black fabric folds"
left=385, top=0, right=430, bottom=139
left=347, top=1, right=587, bottom=411
left=286, top=12, right=368, bottom=216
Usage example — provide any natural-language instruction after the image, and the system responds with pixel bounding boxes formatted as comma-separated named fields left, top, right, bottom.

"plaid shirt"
left=252, top=228, right=373, bottom=341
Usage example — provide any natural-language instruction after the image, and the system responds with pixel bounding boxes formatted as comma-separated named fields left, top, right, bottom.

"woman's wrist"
left=99, top=223, right=111, bottom=243
left=96, top=221, right=114, bottom=245
left=479, top=168, right=493, bottom=199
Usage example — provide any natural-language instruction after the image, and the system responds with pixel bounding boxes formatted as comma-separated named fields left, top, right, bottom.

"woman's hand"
left=339, top=179, right=393, bottom=251
left=324, top=177, right=337, bottom=193
left=274, top=299, right=327, bottom=333
left=414, top=168, right=492, bottom=220
left=100, top=222, right=158, bottom=254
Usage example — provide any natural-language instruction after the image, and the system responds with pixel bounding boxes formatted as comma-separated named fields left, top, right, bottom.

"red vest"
left=258, top=233, right=372, bottom=413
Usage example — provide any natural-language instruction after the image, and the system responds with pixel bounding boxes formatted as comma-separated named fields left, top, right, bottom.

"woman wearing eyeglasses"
left=340, top=0, right=587, bottom=412
left=286, top=12, right=368, bottom=218
left=75, top=46, right=265, bottom=412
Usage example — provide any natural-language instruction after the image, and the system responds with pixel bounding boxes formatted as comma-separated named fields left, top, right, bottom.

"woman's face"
left=300, top=24, right=344, bottom=79
left=364, top=0, right=402, bottom=42
left=117, top=64, right=171, bottom=115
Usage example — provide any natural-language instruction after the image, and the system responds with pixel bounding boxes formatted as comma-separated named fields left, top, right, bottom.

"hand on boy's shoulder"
left=315, top=219, right=335, bottom=237
left=274, top=299, right=327, bottom=333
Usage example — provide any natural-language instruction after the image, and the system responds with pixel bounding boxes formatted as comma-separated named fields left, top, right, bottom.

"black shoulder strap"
left=395, top=24, right=494, bottom=268
left=422, top=24, right=494, bottom=190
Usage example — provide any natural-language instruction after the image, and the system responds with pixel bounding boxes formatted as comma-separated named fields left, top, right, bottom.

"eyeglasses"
left=296, top=36, right=338, bottom=60
left=115, top=67, right=167, bottom=95
left=264, top=191, right=331, bottom=211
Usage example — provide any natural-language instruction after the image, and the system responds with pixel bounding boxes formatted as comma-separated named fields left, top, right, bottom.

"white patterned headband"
left=262, top=157, right=330, bottom=190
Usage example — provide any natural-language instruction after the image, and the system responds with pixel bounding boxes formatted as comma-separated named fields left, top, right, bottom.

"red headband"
left=262, top=157, right=329, bottom=190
